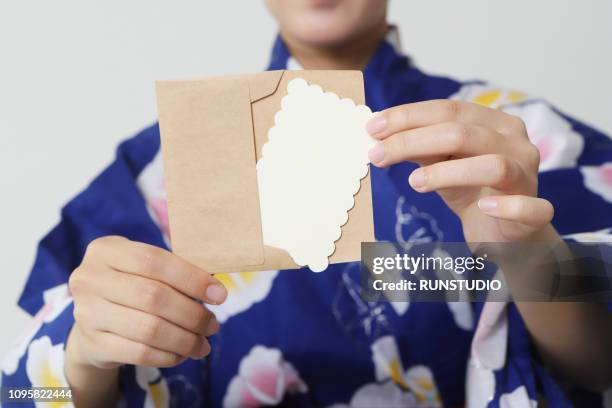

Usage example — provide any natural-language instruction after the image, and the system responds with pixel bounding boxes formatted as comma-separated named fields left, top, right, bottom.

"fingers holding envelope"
left=366, top=100, right=536, bottom=168
left=405, top=154, right=529, bottom=194
left=478, top=195, right=554, bottom=229
left=366, top=99, right=528, bottom=140
left=367, top=122, right=509, bottom=167
left=68, top=236, right=226, bottom=369
left=365, top=99, right=550, bottom=242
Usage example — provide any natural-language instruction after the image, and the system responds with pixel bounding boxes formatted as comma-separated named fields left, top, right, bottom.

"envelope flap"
left=249, top=70, right=284, bottom=103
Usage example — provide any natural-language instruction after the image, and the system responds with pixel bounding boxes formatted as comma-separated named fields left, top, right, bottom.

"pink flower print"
left=502, top=102, right=584, bottom=172
left=149, top=196, right=170, bottom=238
left=581, top=163, right=612, bottom=203
left=223, top=346, right=308, bottom=408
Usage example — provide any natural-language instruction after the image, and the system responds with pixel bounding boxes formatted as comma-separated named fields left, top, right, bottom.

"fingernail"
left=206, top=316, right=219, bottom=335
left=368, top=143, right=385, bottom=164
left=205, top=284, right=227, bottom=304
left=366, top=114, right=387, bottom=136
left=409, top=169, right=426, bottom=189
left=478, top=197, right=498, bottom=212
left=199, top=339, right=211, bottom=357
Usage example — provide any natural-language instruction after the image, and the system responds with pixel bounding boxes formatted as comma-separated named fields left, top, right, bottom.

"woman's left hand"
left=366, top=99, right=555, bottom=243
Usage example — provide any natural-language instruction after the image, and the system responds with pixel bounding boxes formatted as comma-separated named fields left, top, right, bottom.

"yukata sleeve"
left=0, top=298, right=159, bottom=408
left=1, top=125, right=166, bottom=407
left=453, top=84, right=612, bottom=407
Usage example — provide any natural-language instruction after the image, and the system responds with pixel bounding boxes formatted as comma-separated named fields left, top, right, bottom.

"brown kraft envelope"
left=155, top=70, right=375, bottom=273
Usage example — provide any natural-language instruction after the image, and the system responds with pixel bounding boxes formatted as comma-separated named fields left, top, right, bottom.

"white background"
left=1, top=0, right=611, bottom=355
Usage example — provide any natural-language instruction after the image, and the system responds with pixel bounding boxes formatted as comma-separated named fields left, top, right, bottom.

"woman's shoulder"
left=115, top=122, right=162, bottom=177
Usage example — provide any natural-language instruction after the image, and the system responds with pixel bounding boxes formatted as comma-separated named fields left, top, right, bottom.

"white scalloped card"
left=256, top=78, right=376, bottom=272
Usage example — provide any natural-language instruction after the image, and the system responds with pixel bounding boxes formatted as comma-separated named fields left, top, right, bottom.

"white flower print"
left=135, top=366, right=170, bottom=408
left=369, top=336, right=442, bottom=407
left=451, top=84, right=584, bottom=172
left=223, top=345, right=307, bottom=408
left=499, top=386, right=537, bottom=408
left=3, top=284, right=72, bottom=375
left=466, top=358, right=496, bottom=408
left=209, top=270, right=279, bottom=323
left=581, top=162, right=612, bottom=203
left=447, top=301, right=474, bottom=331
left=328, top=381, right=419, bottom=408
left=564, top=227, right=612, bottom=243
left=466, top=302, right=508, bottom=408
left=25, top=336, right=71, bottom=408
left=395, top=196, right=444, bottom=249
left=503, top=102, right=584, bottom=171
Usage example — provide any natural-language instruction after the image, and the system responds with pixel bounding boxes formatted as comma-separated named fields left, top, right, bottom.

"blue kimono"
left=3, top=30, right=612, bottom=408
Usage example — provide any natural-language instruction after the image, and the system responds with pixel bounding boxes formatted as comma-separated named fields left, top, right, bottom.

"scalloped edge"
left=257, top=77, right=375, bottom=271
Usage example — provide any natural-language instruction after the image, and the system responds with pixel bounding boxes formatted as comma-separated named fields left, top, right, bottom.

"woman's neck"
left=282, top=24, right=389, bottom=70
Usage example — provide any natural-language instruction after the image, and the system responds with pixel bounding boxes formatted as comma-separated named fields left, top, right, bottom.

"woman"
left=3, top=0, right=612, bottom=407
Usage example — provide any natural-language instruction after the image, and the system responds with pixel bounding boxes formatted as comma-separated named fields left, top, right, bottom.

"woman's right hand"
left=66, top=235, right=227, bottom=370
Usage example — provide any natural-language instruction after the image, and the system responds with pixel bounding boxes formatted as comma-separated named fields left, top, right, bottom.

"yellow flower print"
left=136, top=366, right=170, bottom=408
left=25, top=336, right=71, bottom=408
left=451, top=84, right=529, bottom=109
left=404, top=366, right=441, bottom=406
left=209, top=270, right=279, bottom=323
left=370, top=336, right=442, bottom=407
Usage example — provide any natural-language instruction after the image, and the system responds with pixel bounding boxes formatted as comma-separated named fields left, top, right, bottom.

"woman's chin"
left=288, top=26, right=361, bottom=49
